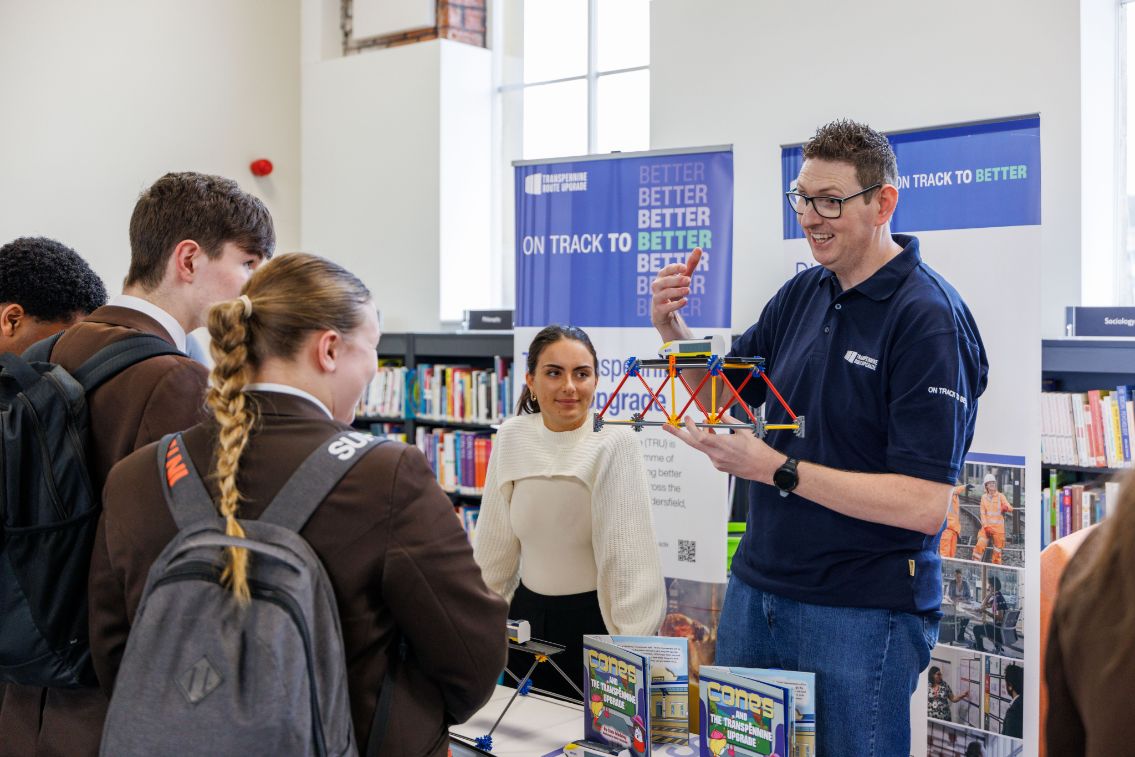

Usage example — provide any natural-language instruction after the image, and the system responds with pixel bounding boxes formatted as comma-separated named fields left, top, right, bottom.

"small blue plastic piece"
left=475, top=735, right=493, bottom=750
left=706, top=355, right=724, bottom=376
left=518, top=678, right=533, bottom=695
left=624, top=357, right=641, bottom=377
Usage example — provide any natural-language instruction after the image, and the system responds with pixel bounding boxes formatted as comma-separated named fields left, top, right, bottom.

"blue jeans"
left=714, top=576, right=938, bottom=757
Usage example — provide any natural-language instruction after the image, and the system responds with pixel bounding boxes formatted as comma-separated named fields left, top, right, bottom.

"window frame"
left=501, top=0, right=650, bottom=157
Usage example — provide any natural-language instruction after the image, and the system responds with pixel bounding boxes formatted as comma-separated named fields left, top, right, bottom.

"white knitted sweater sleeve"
left=591, top=430, right=666, bottom=635
left=471, top=433, right=520, bottom=603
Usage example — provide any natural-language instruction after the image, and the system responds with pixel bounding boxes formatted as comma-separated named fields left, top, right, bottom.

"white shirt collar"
left=244, top=382, right=334, bottom=420
left=108, top=294, right=188, bottom=353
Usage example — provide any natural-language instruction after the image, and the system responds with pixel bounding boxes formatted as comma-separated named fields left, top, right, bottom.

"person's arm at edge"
left=471, top=434, right=520, bottom=602
left=1044, top=612, right=1086, bottom=756
left=87, top=506, right=130, bottom=698
left=380, top=445, right=508, bottom=723
left=591, top=431, right=666, bottom=635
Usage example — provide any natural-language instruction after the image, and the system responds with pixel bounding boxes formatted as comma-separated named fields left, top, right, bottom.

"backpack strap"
left=157, top=433, right=222, bottom=529
left=259, top=431, right=388, bottom=533
left=0, top=353, right=43, bottom=393
left=21, top=330, right=64, bottom=363
left=74, top=334, right=183, bottom=394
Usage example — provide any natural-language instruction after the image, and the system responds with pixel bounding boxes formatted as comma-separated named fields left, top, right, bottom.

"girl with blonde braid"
left=91, top=253, right=507, bottom=755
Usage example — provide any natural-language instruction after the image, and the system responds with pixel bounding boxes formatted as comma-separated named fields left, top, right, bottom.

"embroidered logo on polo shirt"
left=843, top=350, right=879, bottom=371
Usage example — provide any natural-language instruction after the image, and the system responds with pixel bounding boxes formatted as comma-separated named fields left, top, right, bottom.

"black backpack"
left=0, top=332, right=181, bottom=687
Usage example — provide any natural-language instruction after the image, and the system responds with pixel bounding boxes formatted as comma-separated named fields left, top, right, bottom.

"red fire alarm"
left=250, top=159, right=273, bottom=177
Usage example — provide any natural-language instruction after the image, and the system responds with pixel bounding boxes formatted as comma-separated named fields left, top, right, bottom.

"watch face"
left=774, top=463, right=797, bottom=490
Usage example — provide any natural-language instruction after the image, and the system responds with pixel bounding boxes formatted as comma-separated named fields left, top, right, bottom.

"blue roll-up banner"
left=514, top=147, right=734, bottom=589
left=782, top=116, right=1041, bottom=239
left=516, top=148, right=733, bottom=328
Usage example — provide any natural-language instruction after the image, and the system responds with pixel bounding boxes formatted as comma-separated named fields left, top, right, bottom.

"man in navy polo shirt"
left=649, top=119, right=987, bottom=755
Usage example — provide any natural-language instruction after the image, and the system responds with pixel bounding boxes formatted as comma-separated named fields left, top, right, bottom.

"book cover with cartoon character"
left=698, top=666, right=793, bottom=757
left=583, top=635, right=651, bottom=757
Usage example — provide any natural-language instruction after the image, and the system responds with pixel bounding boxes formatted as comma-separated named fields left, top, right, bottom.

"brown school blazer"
left=1045, top=527, right=1135, bottom=756
left=0, top=306, right=208, bottom=757
left=91, top=392, right=508, bottom=756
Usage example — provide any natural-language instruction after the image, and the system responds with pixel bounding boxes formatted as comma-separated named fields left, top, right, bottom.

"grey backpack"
left=101, top=429, right=387, bottom=757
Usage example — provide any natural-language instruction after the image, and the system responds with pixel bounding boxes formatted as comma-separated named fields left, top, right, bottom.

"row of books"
left=456, top=504, right=479, bottom=542
left=415, top=427, right=495, bottom=495
left=365, top=422, right=407, bottom=443
left=415, top=357, right=513, bottom=424
left=1041, top=475, right=1118, bottom=547
left=357, top=364, right=413, bottom=419
left=1041, top=388, right=1135, bottom=468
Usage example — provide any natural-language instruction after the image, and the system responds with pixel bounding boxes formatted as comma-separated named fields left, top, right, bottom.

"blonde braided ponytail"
left=206, top=298, right=257, bottom=604
left=202, top=253, right=373, bottom=604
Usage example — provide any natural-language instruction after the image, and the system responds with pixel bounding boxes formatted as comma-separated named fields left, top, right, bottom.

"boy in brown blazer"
left=0, top=172, right=274, bottom=757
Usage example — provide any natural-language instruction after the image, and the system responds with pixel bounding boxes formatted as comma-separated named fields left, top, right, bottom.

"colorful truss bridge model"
left=592, top=338, right=804, bottom=438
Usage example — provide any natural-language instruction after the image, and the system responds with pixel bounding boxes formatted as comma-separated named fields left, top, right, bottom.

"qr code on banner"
left=678, top=539, right=696, bottom=563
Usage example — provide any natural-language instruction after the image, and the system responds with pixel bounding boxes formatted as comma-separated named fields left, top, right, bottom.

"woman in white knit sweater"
left=473, top=325, right=666, bottom=699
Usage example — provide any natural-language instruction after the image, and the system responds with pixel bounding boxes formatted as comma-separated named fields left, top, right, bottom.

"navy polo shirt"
left=729, top=235, right=988, bottom=615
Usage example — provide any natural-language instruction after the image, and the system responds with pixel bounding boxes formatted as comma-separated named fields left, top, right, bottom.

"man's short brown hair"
left=802, top=119, right=898, bottom=191
left=126, top=172, right=275, bottom=290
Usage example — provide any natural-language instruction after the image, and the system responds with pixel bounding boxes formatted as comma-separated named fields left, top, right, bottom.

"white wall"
left=351, top=0, right=435, bottom=39
left=651, top=0, right=1082, bottom=339
left=302, top=0, right=492, bottom=331
left=302, top=42, right=443, bottom=331
left=439, top=42, right=494, bottom=321
left=0, top=0, right=301, bottom=290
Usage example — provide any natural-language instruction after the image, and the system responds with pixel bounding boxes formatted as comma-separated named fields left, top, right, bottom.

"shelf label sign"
left=782, top=116, right=1041, bottom=238
left=515, top=148, right=734, bottom=329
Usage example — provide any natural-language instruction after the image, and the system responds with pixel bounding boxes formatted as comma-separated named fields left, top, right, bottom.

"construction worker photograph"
left=940, top=481, right=967, bottom=558
left=972, top=474, right=1014, bottom=564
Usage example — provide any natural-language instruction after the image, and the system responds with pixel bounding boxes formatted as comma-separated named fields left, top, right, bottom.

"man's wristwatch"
left=773, top=456, right=799, bottom=497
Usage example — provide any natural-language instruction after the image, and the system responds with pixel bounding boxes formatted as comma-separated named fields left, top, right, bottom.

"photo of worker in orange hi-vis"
left=972, top=474, right=1014, bottom=564
left=939, top=481, right=968, bottom=558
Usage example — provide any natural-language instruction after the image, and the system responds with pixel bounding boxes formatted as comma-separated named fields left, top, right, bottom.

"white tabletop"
left=451, top=685, right=701, bottom=757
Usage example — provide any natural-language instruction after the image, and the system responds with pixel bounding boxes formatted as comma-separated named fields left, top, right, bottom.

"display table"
left=451, top=686, right=700, bottom=757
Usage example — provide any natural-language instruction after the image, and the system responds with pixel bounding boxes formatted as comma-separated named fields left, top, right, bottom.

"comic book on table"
left=582, top=635, right=651, bottom=757
left=698, top=665, right=817, bottom=757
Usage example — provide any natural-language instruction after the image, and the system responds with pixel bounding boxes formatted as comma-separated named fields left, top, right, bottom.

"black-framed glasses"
left=784, top=183, right=881, bottom=219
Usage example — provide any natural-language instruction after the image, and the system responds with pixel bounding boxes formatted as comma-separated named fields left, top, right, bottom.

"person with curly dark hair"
left=0, top=236, right=107, bottom=354
left=649, top=119, right=989, bottom=755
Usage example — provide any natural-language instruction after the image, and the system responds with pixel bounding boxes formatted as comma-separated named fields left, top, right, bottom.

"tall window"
left=492, top=0, right=650, bottom=307
left=514, top=0, right=650, bottom=159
